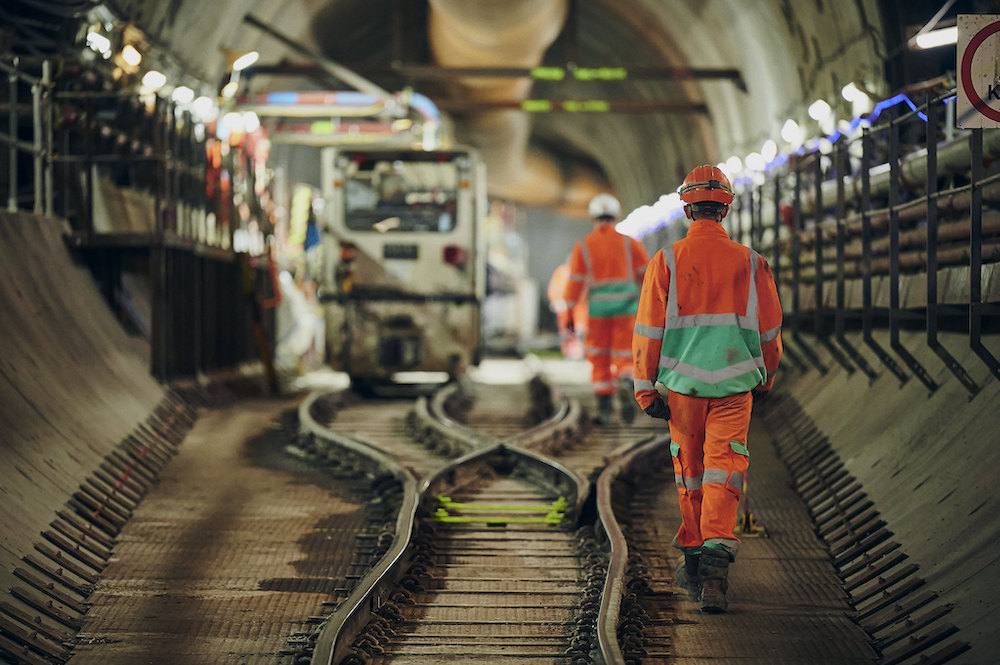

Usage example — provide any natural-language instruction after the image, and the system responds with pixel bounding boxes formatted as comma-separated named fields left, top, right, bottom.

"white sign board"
left=957, top=14, right=1000, bottom=128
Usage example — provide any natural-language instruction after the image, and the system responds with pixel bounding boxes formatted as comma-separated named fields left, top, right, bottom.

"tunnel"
left=2, top=1, right=1000, bottom=664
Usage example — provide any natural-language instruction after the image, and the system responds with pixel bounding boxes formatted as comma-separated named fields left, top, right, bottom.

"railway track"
left=292, top=369, right=674, bottom=665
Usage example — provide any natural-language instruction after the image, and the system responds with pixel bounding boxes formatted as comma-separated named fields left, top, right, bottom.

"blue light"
left=265, top=92, right=299, bottom=105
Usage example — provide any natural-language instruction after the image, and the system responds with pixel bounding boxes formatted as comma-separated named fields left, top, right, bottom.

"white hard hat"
left=588, top=193, right=621, bottom=218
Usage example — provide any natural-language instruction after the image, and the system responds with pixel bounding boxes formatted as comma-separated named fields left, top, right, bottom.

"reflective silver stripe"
left=634, top=322, right=664, bottom=339
left=580, top=241, right=592, bottom=276
left=659, top=355, right=765, bottom=383
left=593, top=380, right=617, bottom=391
left=664, top=246, right=679, bottom=324
left=703, top=469, right=745, bottom=492
left=610, top=349, right=632, bottom=358
left=702, top=468, right=730, bottom=486
left=634, top=378, right=656, bottom=391
left=676, top=473, right=703, bottom=491
left=761, top=324, right=781, bottom=343
left=592, top=277, right=637, bottom=289
left=569, top=274, right=586, bottom=282
left=668, top=312, right=757, bottom=329
left=746, top=249, right=760, bottom=319
left=663, top=244, right=760, bottom=332
left=586, top=345, right=611, bottom=356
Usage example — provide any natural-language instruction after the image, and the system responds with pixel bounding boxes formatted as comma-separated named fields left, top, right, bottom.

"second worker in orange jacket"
left=632, top=165, right=782, bottom=613
left=565, top=193, right=650, bottom=424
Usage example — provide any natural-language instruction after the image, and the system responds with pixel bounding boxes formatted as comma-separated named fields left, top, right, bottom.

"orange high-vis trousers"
left=586, top=313, right=635, bottom=395
left=666, top=389, right=752, bottom=557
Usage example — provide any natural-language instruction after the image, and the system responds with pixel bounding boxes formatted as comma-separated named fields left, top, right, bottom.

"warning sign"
left=957, top=14, right=1000, bottom=128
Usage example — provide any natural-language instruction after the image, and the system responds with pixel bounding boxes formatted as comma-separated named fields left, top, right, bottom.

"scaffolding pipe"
left=758, top=128, right=1000, bottom=229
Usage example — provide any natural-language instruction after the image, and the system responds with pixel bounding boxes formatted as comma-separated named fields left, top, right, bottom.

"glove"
left=643, top=397, right=670, bottom=420
left=565, top=317, right=575, bottom=334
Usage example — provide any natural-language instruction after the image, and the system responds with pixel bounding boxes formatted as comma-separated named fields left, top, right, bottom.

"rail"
left=594, top=433, right=671, bottom=665
left=298, top=390, right=421, bottom=665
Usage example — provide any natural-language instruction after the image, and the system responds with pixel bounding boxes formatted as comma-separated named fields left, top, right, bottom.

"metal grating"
left=761, top=393, right=971, bottom=665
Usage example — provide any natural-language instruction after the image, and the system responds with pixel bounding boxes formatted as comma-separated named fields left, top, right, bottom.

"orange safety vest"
left=547, top=262, right=588, bottom=331
left=632, top=219, right=782, bottom=408
left=565, top=224, right=648, bottom=315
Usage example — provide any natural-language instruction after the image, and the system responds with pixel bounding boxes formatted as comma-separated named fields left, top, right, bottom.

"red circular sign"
left=961, top=20, right=1000, bottom=122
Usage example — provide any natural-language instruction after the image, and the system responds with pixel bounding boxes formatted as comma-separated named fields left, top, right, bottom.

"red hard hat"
left=678, top=165, right=734, bottom=205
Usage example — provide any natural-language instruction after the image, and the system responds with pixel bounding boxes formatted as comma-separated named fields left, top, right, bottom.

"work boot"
left=674, top=551, right=701, bottom=601
left=595, top=394, right=614, bottom=425
left=616, top=378, right=637, bottom=424
left=697, top=547, right=731, bottom=613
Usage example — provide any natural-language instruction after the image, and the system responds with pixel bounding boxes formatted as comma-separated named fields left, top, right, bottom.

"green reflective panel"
left=660, top=325, right=762, bottom=371
left=530, top=66, right=565, bottom=80
left=574, top=67, right=628, bottom=80
left=670, top=441, right=681, bottom=457
left=589, top=300, right=638, bottom=318
left=521, top=99, right=553, bottom=112
left=729, top=440, right=750, bottom=457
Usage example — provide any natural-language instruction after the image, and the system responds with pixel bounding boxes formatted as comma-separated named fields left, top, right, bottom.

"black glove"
left=643, top=397, right=670, bottom=420
left=565, top=316, right=575, bottom=334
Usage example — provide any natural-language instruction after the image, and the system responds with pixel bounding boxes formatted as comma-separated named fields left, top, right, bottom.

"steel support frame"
left=773, top=175, right=808, bottom=372
left=925, top=99, right=979, bottom=396
left=834, top=143, right=877, bottom=382
left=861, top=129, right=909, bottom=384
left=813, top=153, right=855, bottom=373
left=887, top=116, right=938, bottom=392
left=792, top=159, right=828, bottom=373
left=969, top=129, right=1000, bottom=381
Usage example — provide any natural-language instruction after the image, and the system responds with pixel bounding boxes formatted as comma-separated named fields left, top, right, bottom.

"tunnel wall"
left=0, top=212, right=166, bottom=609
left=768, top=328, right=1000, bottom=663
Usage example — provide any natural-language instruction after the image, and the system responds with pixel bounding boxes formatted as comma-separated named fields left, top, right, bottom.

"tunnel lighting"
left=841, top=82, right=861, bottom=102
left=241, top=111, right=260, bottom=133
left=141, top=70, right=166, bottom=91
left=171, top=85, right=194, bottom=105
left=780, top=119, right=803, bottom=146
left=914, top=25, right=958, bottom=49
left=616, top=192, right=685, bottom=239
left=86, top=32, right=111, bottom=55
left=221, top=80, right=239, bottom=99
left=761, top=139, right=778, bottom=162
left=222, top=111, right=244, bottom=132
left=121, top=44, right=142, bottom=67
left=745, top=152, right=765, bottom=171
left=391, top=118, right=413, bottom=132
left=726, top=156, right=742, bottom=174
left=191, top=95, right=215, bottom=119
left=808, top=99, right=831, bottom=121
left=232, top=50, right=260, bottom=72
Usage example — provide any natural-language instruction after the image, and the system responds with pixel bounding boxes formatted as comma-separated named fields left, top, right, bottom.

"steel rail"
left=299, top=391, right=421, bottom=665
left=312, top=376, right=590, bottom=665
left=595, top=433, right=671, bottom=665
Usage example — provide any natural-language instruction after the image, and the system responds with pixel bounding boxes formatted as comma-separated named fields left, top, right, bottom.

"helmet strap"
left=687, top=202, right=729, bottom=221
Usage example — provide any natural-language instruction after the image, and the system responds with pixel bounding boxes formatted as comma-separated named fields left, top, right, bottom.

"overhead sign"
left=957, top=14, right=1000, bottom=128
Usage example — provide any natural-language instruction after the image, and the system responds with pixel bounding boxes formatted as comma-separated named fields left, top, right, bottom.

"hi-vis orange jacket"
left=632, top=219, right=782, bottom=408
left=564, top=225, right=648, bottom=318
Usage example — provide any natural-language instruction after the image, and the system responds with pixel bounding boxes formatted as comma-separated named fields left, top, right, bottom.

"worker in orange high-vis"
left=566, top=193, right=649, bottom=425
left=547, top=261, right=588, bottom=359
left=632, top=165, right=782, bottom=613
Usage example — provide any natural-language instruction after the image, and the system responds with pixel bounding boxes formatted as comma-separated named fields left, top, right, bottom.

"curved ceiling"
left=10, top=0, right=983, bottom=216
